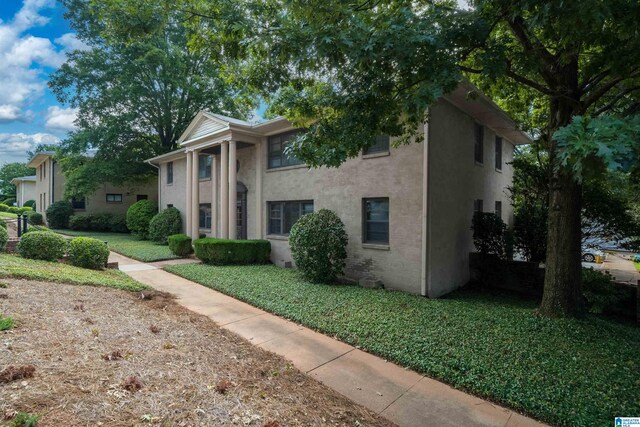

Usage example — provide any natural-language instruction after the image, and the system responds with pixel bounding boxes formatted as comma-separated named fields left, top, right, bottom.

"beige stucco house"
left=9, top=176, right=36, bottom=207
left=27, top=152, right=158, bottom=221
left=148, top=83, right=531, bottom=297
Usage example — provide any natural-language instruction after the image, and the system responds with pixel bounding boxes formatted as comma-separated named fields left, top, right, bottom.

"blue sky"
left=0, top=0, right=84, bottom=164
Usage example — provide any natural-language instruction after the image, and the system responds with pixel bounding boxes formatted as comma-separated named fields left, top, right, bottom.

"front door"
left=236, top=190, right=247, bottom=239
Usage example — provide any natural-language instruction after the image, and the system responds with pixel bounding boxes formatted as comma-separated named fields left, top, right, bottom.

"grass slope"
left=165, top=263, right=640, bottom=427
left=54, top=230, right=179, bottom=262
left=0, top=254, right=148, bottom=292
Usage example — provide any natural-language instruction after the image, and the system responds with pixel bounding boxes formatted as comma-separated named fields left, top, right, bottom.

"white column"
left=185, top=153, right=192, bottom=236
left=191, top=151, right=200, bottom=239
left=228, top=140, right=237, bottom=240
left=220, top=141, right=229, bottom=239
left=211, top=155, right=217, bottom=238
left=255, top=141, right=263, bottom=238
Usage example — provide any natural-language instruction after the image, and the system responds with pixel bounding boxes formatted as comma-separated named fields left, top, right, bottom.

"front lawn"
left=634, top=261, right=640, bottom=272
left=53, top=230, right=179, bottom=262
left=165, top=263, right=640, bottom=427
left=0, top=254, right=148, bottom=292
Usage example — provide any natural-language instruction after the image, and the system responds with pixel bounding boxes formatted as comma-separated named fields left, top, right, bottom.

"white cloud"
left=45, top=106, right=78, bottom=131
left=0, top=132, right=60, bottom=163
left=55, top=33, right=89, bottom=52
left=0, top=0, right=75, bottom=125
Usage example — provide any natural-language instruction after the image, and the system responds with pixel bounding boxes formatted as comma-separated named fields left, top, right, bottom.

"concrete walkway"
left=111, top=252, right=547, bottom=427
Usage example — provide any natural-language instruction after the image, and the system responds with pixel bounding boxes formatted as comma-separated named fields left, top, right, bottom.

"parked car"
left=582, top=247, right=605, bottom=263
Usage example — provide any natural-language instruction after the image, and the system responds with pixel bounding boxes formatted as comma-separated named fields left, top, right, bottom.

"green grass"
left=0, top=254, right=148, bottom=292
left=9, top=412, right=40, bottom=427
left=166, top=263, right=640, bottom=427
left=0, top=212, right=18, bottom=219
left=634, top=261, right=640, bottom=272
left=0, top=314, right=15, bottom=331
left=53, top=230, right=179, bottom=262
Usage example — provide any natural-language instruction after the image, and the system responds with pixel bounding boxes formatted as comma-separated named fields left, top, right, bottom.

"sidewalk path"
left=111, top=252, right=547, bottom=427
left=602, top=252, right=640, bottom=285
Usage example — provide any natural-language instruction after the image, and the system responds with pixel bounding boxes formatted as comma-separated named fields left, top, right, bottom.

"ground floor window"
left=495, top=200, right=502, bottom=219
left=137, top=194, right=148, bottom=201
left=363, top=198, right=389, bottom=244
left=268, top=200, right=314, bottom=235
left=106, top=193, right=123, bottom=203
left=199, top=203, right=212, bottom=229
left=71, top=197, right=86, bottom=210
left=474, top=199, right=483, bottom=213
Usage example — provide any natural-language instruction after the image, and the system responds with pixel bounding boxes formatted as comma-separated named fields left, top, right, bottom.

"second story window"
left=268, top=130, right=304, bottom=169
left=199, top=155, right=212, bottom=179
left=364, top=135, right=390, bottom=155
left=495, top=137, right=502, bottom=170
left=474, top=124, right=484, bottom=164
left=167, top=162, right=173, bottom=185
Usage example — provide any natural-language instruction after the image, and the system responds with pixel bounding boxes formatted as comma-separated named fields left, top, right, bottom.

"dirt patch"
left=0, top=279, right=393, bottom=426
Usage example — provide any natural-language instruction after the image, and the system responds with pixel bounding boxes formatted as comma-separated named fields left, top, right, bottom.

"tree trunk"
left=539, top=97, right=584, bottom=317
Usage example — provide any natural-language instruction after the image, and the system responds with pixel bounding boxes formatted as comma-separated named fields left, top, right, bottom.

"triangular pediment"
left=179, top=112, right=230, bottom=144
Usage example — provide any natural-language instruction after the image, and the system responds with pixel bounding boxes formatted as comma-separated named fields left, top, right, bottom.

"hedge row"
left=0, top=204, right=33, bottom=215
left=168, top=234, right=192, bottom=256
left=193, top=238, right=270, bottom=265
left=69, top=213, right=128, bottom=233
left=17, top=231, right=108, bottom=269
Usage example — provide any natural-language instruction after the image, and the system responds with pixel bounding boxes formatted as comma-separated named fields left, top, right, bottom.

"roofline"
left=26, top=152, right=55, bottom=168
left=10, top=176, right=36, bottom=184
left=146, top=147, right=187, bottom=164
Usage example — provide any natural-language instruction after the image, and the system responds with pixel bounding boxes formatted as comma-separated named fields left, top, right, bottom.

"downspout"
left=146, top=160, right=161, bottom=209
left=420, top=109, right=431, bottom=297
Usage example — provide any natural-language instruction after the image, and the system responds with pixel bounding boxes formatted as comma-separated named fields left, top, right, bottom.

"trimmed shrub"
left=18, top=231, right=68, bottom=261
left=471, top=212, right=507, bottom=258
left=0, top=204, right=9, bottom=212
left=69, top=214, right=91, bottom=230
left=194, top=238, right=270, bottom=265
left=109, top=214, right=128, bottom=233
left=27, top=212, right=43, bottom=225
left=46, top=200, right=74, bottom=229
left=2, top=198, right=15, bottom=206
left=126, top=200, right=157, bottom=239
left=149, top=207, right=182, bottom=244
left=0, top=226, right=7, bottom=252
left=22, top=225, right=49, bottom=234
left=0, top=219, right=6, bottom=229
left=289, top=209, right=348, bottom=283
left=17, top=206, right=32, bottom=215
left=68, top=237, right=109, bottom=269
left=168, top=234, right=192, bottom=256
left=23, top=200, right=36, bottom=209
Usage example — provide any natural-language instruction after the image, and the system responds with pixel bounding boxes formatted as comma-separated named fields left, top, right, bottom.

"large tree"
left=103, top=0, right=640, bottom=317
left=48, top=0, right=251, bottom=197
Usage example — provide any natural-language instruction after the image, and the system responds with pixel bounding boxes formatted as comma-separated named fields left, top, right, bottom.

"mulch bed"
left=0, top=279, right=393, bottom=426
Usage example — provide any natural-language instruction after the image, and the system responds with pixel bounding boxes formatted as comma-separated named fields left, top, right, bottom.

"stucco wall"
left=427, top=99, right=515, bottom=297
left=15, top=181, right=36, bottom=207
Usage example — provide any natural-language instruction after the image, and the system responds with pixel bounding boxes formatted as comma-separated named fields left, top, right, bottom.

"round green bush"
left=168, top=233, right=193, bottom=256
left=46, top=200, right=74, bottom=229
left=27, top=212, right=43, bottom=225
left=149, top=207, right=182, bottom=244
left=18, top=231, right=68, bottom=261
left=23, top=200, right=36, bottom=209
left=289, top=209, right=348, bottom=283
left=126, top=199, right=157, bottom=239
left=68, top=237, right=109, bottom=270
left=0, top=204, right=9, bottom=212
left=0, top=226, right=7, bottom=252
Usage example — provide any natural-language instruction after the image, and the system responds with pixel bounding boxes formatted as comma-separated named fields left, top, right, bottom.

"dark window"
left=474, top=199, right=483, bottom=213
left=167, top=161, right=174, bottom=184
left=268, top=130, right=304, bottom=169
left=199, top=155, right=212, bottom=179
left=137, top=195, right=148, bottom=201
left=364, top=135, right=390, bottom=155
left=167, top=204, right=174, bottom=208
left=71, top=197, right=85, bottom=210
left=268, top=200, right=314, bottom=235
left=106, top=194, right=123, bottom=203
left=363, top=198, right=389, bottom=244
left=199, top=203, right=212, bottom=229
left=495, top=136, right=502, bottom=170
left=474, top=124, right=484, bottom=164
left=495, top=201, right=502, bottom=219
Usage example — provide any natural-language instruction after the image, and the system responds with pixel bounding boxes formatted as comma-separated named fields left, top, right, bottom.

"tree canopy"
left=48, top=0, right=252, bottom=197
